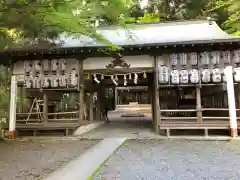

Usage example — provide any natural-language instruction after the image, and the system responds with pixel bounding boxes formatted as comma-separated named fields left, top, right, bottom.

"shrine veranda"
left=2, top=20, right=240, bottom=137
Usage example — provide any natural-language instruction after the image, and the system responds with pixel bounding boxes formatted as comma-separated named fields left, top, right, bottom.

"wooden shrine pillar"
left=196, top=86, right=202, bottom=123
left=96, top=91, right=101, bottom=120
left=153, top=56, right=160, bottom=133
left=43, top=92, right=48, bottom=123
left=237, top=84, right=240, bottom=118
left=96, top=82, right=105, bottom=120
left=89, top=93, right=94, bottom=121
left=78, top=59, right=84, bottom=122
left=9, top=75, right=17, bottom=138
left=95, top=83, right=102, bottom=120
left=17, top=87, right=23, bottom=113
left=224, top=66, right=238, bottom=137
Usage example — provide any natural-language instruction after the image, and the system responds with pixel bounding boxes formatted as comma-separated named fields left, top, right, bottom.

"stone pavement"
left=80, top=120, right=161, bottom=139
left=44, top=138, right=126, bottom=180
left=79, top=120, right=232, bottom=140
left=94, top=140, right=240, bottom=180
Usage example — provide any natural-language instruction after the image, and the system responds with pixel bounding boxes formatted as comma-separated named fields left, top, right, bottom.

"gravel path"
left=0, top=139, right=98, bottom=180
left=95, top=140, right=240, bottom=180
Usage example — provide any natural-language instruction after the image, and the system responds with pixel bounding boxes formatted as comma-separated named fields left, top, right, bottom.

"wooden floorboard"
left=16, top=122, right=82, bottom=129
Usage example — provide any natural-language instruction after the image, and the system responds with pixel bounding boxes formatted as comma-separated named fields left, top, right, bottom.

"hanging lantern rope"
left=143, top=71, right=147, bottom=79
left=134, top=73, right=138, bottom=84
left=129, top=73, right=132, bottom=80
left=101, top=74, right=104, bottom=80
left=84, top=70, right=151, bottom=84
left=124, top=75, right=127, bottom=86
left=84, top=69, right=152, bottom=77
left=111, top=75, right=118, bottom=86
left=93, top=74, right=100, bottom=84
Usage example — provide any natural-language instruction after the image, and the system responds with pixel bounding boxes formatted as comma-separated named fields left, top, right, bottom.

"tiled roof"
left=55, top=20, right=240, bottom=48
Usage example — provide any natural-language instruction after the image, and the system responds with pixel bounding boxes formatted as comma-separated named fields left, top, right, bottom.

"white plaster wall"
left=83, top=55, right=154, bottom=70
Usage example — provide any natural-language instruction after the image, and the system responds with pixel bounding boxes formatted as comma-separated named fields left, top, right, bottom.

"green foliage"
left=0, top=66, right=9, bottom=125
left=130, top=0, right=238, bottom=32
left=137, top=13, right=160, bottom=24
left=233, top=31, right=240, bottom=36
left=221, top=0, right=240, bottom=32
left=0, top=0, right=133, bottom=51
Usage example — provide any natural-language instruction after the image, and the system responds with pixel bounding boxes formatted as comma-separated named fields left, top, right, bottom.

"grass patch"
left=87, top=156, right=111, bottom=180
left=87, top=139, right=127, bottom=180
left=121, top=140, right=130, bottom=147
left=150, top=138, right=165, bottom=143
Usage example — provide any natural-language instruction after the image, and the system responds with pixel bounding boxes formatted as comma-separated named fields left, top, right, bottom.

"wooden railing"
left=160, top=109, right=197, bottom=121
left=48, top=111, right=79, bottom=122
left=159, top=108, right=240, bottom=122
left=16, top=111, right=80, bottom=124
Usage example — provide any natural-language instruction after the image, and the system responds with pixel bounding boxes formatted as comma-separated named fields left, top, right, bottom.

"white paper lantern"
left=201, top=69, right=211, bottom=83
left=37, top=77, right=41, bottom=88
left=171, top=69, right=180, bottom=84
left=221, top=51, right=231, bottom=64
left=42, top=60, right=50, bottom=71
left=25, top=77, right=32, bottom=88
left=34, top=60, right=41, bottom=71
left=170, top=53, right=178, bottom=66
left=51, top=59, right=59, bottom=71
left=179, top=69, right=189, bottom=84
left=59, top=74, right=67, bottom=87
left=211, top=51, right=220, bottom=64
left=189, top=69, right=199, bottom=84
left=200, top=52, right=210, bottom=65
left=69, top=69, right=78, bottom=87
left=159, top=65, right=169, bottom=83
left=234, top=67, right=240, bottom=82
left=60, top=59, right=67, bottom=70
left=29, top=71, right=34, bottom=79
left=24, top=61, right=32, bottom=72
left=222, top=68, right=227, bottom=82
left=51, top=75, right=59, bottom=88
left=42, top=76, right=50, bottom=88
left=189, top=52, right=198, bottom=65
left=212, top=68, right=222, bottom=83
left=32, top=77, right=41, bottom=89
left=179, top=53, right=187, bottom=65
left=233, top=50, right=240, bottom=63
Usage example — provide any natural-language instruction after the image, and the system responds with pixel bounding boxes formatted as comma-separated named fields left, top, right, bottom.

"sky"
left=140, top=0, right=149, bottom=9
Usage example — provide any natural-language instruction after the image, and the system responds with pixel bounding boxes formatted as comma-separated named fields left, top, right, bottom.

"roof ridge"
left=97, top=19, right=211, bottom=29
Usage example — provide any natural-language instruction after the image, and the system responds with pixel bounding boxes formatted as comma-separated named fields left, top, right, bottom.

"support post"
left=9, top=75, right=17, bottom=138
left=96, top=90, right=101, bottom=120
left=99, top=82, right=105, bottom=121
left=153, top=56, right=160, bottom=133
left=237, top=84, right=240, bottom=118
left=224, top=66, right=238, bottom=138
left=96, top=82, right=105, bottom=121
left=78, top=59, right=84, bottom=122
left=196, top=86, right=202, bottom=123
left=89, top=93, right=94, bottom=121
left=43, top=92, right=48, bottom=123
left=18, top=87, right=23, bottom=113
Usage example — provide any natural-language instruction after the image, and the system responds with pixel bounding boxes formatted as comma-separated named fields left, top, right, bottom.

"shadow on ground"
left=80, top=118, right=160, bottom=139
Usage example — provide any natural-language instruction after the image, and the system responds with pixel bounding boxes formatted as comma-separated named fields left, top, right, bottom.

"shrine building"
left=1, top=20, right=240, bottom=137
